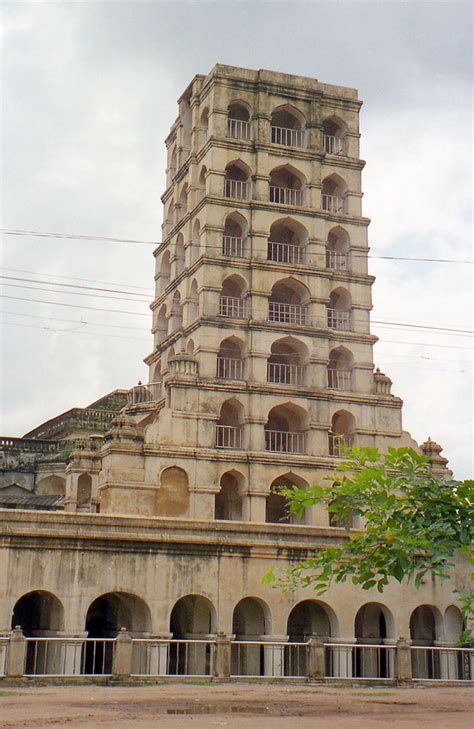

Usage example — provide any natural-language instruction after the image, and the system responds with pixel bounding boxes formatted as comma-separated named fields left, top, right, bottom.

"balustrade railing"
left=326, top=250, right=350, bottom=270
left=24, top=638, right=115, bottom=676
left=323, top=135, right=345, bottom=155
left=231, top=640, right=308, bottom=678
left=327, top=369, right=352, bottom=390
left=268, top=302, right=307, bottom=325
left=327, top=308, right=351, bottom=330
left=222, top=235, right=246, bottom=258
left=269, top=186, right=303, bottom=206
left=227, top=118, right=251, bottom=140
left=216, top=425, right=242, bottom=450
left=322, top=194, right=344, bottom=213
left=265, top=429, right=305, bottom=454
left=411, top=646, right=473, bottom=681
left=217, top=357, right=244, bottom=380
left=219, top=296, right=246, bottom=319
left=329, top=433, right=354, bottom=457
left=267, top=240, right=303, bottom=264
left=127, top=381, right=162, bottom=405
left=270, top=126, right=305, bottom=148
left=325, top=643, right=396, bottom=679
left=132, top=639, right=215, bottom=677
left=224, top=179, right=250, bottom=200
left=267, top=362, right=304, bottom=386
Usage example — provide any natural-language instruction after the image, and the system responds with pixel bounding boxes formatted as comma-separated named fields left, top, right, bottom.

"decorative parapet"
left=373, top=367, right=393, bottom=395
left=168, top=354, right=198, bottom=378
left=420, top=436, right=451, bottom=475
left=23, top=408, right=118, bottom=441
left=0, top=437, right=60, bottom=454
left=103, top=414, right=144, bottom=445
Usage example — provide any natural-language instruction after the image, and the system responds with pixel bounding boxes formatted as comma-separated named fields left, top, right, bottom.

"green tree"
left=263, top=446, right=473, bottom=641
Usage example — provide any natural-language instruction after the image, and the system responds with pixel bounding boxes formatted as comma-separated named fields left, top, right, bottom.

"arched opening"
left=186, top=339, right=195, bottom=355
left=327, top=287, right=352, bottom=331
left=223, top=211, right=248, bottom=258
left=270, top=104, right=305, bottom=148
left=215, top=470, right=245, bottom=521
left=148, top=362, right=162, bottom=401
left=227, top=101, right=251, bottom=140
left=267, top=336, right=308, bottom=386
left=322, top=116, right=347, bottom=155
left=444, top=605, right=464, bottom=644
left=410, top=605, right=444, bottom=679
left=168, top=146, right=177, bottom=179
left=322, top=173, right=347, bottom=214
left=163, top=197, right=174, bottom=237
left=177, top=183, right=188, bottom=222
left=169, top=594, right=216, bottom=675
left=216, top=399, right=244, bottom=450
left=267, top=218, right=308, bottom=265
left=264, top=403, right=307, bottom=454
left=217, top=336, right=245, bottom=380
left=199, top=108, right=209, bottom=146
left=267, top=473, right=309, bottom=524
left=269, top=165, right=306, bottom=206
left=168, top=291, right=183, bottom=333
left=268, top=277, right=309, bottom=326
left=286, top=600, right=335, bottom=675
left=197, top=166, right=207, bottom=204
left=159, top=250, right=171, bottom=292
left=190, top=219, right=200, bottom=263
left=175, top=233, right=185, bottom=277
left=155, top=304, right=168, bottom=344
left=224, top=160, right=251, bottom=200
left=326, top=226, right=351, bottom=270
left=329, top=410, right=355, bottom=457
left=77, top=473, right=92, bottom=508
left=219, top=274, right=247, bottom=319
left=232, top=597, right=270, bottom=676
left=188, top=279, right=199, bottom=323
left=327, top=346, right=353, bottom=391
left=12, top=590, right=65, bottom=675
left=156, top=466, right=190, bottom=517
left=354, top=603, right=395, bottom=678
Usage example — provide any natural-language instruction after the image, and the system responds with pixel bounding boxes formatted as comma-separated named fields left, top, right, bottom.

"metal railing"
left=224, top=179, right=250, bottom=200
left=217, top=357, right=244, bottom=380
left=24, top=638, right=115, bottom=676
left=269, top=186, right=304, bottom=206
left=267, top=362, right=304, bottom=386
left=329, top=433, right=354, bottom=457
left=326, top=251, right=350, bottom=270
left=325, top=643, right=396, bottom=679
left=323, top=135, right=345, bottom=155
left=267, top=241, right=304, bottom=264
left=270, top=126, right=305, bottom=148
left=132, top=639, right=215, bottom=677
left=231, top=640, right=308, bottom=678
left=127, top=381, right=162, bottom=405
left=219, top=296, right=246, bottom=319
left=227, top=118, right=251, bottom=140
left=222, top=235, right=246, bottom=258
left=327, top=308, right=351, bottom=330
left=268, top=302, right=307, bottom=325
left=265, top=429, right=305, bottom=454
left=216, top=425, right=243, bottom=449
left=322, top=194, right=344, bottom=213
left=411, top=646, right=473, bottom=681
left=327, top=368, right=352, bottom=390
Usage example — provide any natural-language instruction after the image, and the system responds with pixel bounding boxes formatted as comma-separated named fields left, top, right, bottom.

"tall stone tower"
left=99, top=64, right=416, bottom=519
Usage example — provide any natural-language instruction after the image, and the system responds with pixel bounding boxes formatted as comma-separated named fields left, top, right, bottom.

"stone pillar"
left=330, top=638, right=355, bottom=678
left=307, top=637, right=325, bottom=680
left=435, top=641, right=459, bottom=680
left=113, top=628, right=133, bottom=677
left=60, top=633, right=88, bottom=675
left=140, top=636, right=172, bottom=676
left=214, top=634, right=232, bottom=679
left=263, top=635, right=288, bottom=677
left=6, top=626, right=26, bottom=677
left=0, top=635, right=9, bottom=676
left=396, top=638, right=412, bottom=683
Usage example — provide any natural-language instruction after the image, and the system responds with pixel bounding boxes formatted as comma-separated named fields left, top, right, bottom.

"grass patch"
left=350, top=691, right=396, bottom=697
left=0, top=690, right=17, bottom=697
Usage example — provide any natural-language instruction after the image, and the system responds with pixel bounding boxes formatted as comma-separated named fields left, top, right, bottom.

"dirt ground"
left=0, top=682, right=473, bottom=729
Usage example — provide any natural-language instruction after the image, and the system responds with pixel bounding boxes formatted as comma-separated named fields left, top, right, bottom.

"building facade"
left=0, top=65, right=469, bottom=681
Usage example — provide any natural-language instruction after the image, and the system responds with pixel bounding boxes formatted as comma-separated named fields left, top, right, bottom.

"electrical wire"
left=0, top=266, right=153, bottom=293
left=0, top=295, right=150, bottom=316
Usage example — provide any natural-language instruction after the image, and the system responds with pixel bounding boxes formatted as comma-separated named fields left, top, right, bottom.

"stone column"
left=214, top=634, right=232, bottom=679
left=112, top=628, right=133, bottom=677
left=435, top=641, right=459, bottom=680
left=6, top=627, right=26, bottom=677
left=395, top=638, right=412, bottom=683
left=329, top=638, right=355, bottom=678
left=263, top=635, right=288, bottom=677
left=140, top=635, right=172, bottom=676
left=307, top=637, right=325, bottom=680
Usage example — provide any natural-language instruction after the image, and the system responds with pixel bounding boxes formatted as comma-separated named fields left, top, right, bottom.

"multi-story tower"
left=99, top=64, right=418, bottom=520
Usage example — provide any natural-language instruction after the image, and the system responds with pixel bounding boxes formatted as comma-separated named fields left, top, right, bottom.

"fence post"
left=113, top=628, right=133, bottom=677
left=6, top=626, right=26, bottom=677
left=307, top=638, right=325, bottom=680
left=214, top=633, right=232, bottom=679
left=396, top=638, right=412, bottom=683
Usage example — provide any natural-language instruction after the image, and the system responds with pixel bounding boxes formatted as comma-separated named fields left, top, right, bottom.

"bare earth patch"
left=0, top=683, right=473, bottom=729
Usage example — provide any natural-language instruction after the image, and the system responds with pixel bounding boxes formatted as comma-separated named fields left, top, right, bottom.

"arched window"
left=155, top=304, right=168, bottom=344
left=322, top=116, right=347, bottom=155
left=327, top=346, right=353, bottom=390
left=267, top=336, right=307, bottom=386
left=168, top=291, right=183, bottom=333
left=227, top=101, right=251, bottom=140
left=159, top=250, right=171, bottom=292
left=326, top=226, right=351, bottom=270
left=199, top=108, right=209, bottom=147
left=329, top=410, right=355, bottom=456
left=189, top=219, right=200, bottom=264
left=197, top=166, right=207, bottom=204
left=175, top=233, right=185, bottom=277
left=216, top=399, right=244, bottom=450
left=224, top=161, right=251, bottom=200
left=322, top=174, right=347, bottom=214
left=269, top=165, right=306, bottom=206
left=217, top=336, right=245, bottom=380
left=222, top=211, right=248, bottom=258
left=327, top=287, right=352, bottom=331
left=219, top=275, right=247, bottom=319
left=215, top=470, right=244, bottom=520
left=77, top=474, right=92, bottom=508
left=268, top=277, right=309, bottom=326
left=168, top=146, right=177, bottom=178
left=264, top=403, right=307, bottom=454
left=266, top=473, right=309, bottom=524
left=270, top=105, right=306, bottom=148
left=177, top=183, right=188, bottom=222
left=163, top=197, right=174, bottom=237
left=267, top=218, right=308, bottom=265
left=187, top=279, right=199, bottom=324
left=156, top=466, right=189, bottom=517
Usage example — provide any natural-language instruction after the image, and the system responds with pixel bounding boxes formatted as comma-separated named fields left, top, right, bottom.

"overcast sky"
left=1, top=0, right=472, bottom=478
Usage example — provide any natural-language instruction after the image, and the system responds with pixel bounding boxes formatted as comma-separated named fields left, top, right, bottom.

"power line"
left=0, top=295, right=150, bottom=317
left=0, top=267, right=154, bottom=294
left=1, top=320, right=149, bottom=342
left=0, top=282, right=150, bottom=305
left=0, top=275, right=151, bottom=299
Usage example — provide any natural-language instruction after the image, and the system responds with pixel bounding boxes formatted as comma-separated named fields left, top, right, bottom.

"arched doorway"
left=286, top=600, right=337, bottom=676
left=354, top=603, right=395, bottom=678
left=169, top=595, right=216, bottom=675
left=232, top=597, right=270, bottom=676
left=11, top=590, right=64, bottom=674
left=410, top=605, right=443, bottom=678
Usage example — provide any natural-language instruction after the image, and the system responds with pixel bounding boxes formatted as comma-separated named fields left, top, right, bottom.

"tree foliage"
left=263, top=446, right=473, bottom=639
